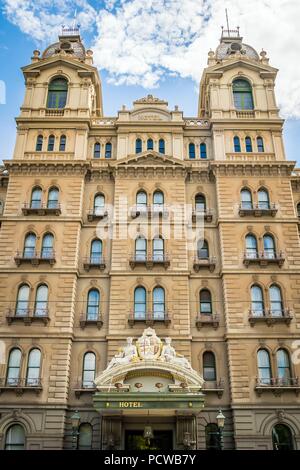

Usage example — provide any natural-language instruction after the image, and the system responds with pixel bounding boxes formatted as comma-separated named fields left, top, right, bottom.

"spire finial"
left=225, top=9, right=230, bottom=32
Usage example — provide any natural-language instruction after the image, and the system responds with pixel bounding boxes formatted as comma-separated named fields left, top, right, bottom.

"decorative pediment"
left=22, top=55, right=97, bottom=76
left=94, top=328, right=203, bottom=393
left=112, top=151, right=186, bottom=169
left=207, top=58, right=278, bottom=78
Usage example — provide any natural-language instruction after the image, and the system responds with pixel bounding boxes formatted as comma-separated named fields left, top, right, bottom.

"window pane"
left=153, top=238, right=164, bottom=260
left=257, top=349, right=271, bottom=384
left=277, top=349, right=291, bottom=380
left=147, top=139, right=154, bottom=150
left=41, top=234, right=54, bottom=258
left=245, top=137, right=252, bottom=152
left=47, top=135, right=55, bottom=151
left=94, top=143, right=101, bottom=159
left=5, top=425, right=25, bottom=450
left=47, top=78, right=68, bottom=109
left=200, top=143, right=207, bottom=159
left=59, top=135, right=66, bottom=151
left=16, top=285, right=30, bottom=316
left=258, top=190, right=269, bottom=209
left=241, top=189, right=252, bottom=209
left=263, top=235, right=275, bottom=258
left=257, top=137, right=264, bottom=152
left=136, top=139, right=142, bottom=153
left=24, top=233, right=36, bottom=258
left=134, top=287, right=146, bottom=318
left=36, top=135, right=43, bottom=152
left=94, top=194, right=105, bottom=212
left=34, top=285, right=48, bottom=316
left=195, top=195, right=206, bottom=211
left=246, top=235, right=257, bottom=258
left=31, top=188, right=42, bottom=208
left=153, top=287, right=165, bottom=319
left=153, top=191, right=164, bottom=205
left=7, top=349, right=22, bottom=385
left=105, top=143, right=112, bottom=158
left=189, top=143, right=195, bottom=159
left=197, top=240, right=209, bottom=258
left=203, top=352, right=216, bottom=381
left=26, top=349, right=41, bottom=385
left=136, top=191, right=147, bottom=206
left=234, top=136, right=241, bottom=152
left=272, top=424, right=294, bottom=451
left=159, top=139, right=165, bottom=154
left=87, top=290, right=100, bottom=319
left=200, top=290, right=212, bottom=314
left=83, top=353, right=96, bottom=387
left=269, top=285, right=283, bottom=316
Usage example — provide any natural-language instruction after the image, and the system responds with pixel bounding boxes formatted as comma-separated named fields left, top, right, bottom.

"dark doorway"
left=272, top=424, right=294, bottom=450
left=125, top=430, right=173, bottom=450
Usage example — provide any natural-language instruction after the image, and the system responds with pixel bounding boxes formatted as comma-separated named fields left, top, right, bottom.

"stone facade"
left=0, top=28, right=299, bottom=450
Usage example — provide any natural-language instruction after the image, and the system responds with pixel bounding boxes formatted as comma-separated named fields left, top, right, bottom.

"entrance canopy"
left=93, top=328, right=205, bottom=415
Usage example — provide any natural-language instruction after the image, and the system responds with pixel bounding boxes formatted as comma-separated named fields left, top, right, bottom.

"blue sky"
left=0, top=0, right=299, bottom=163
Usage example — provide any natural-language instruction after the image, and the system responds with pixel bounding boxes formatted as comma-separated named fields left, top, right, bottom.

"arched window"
left=82, top=352, right=96, bottom=388
left=251, top=285, right=264, bottom=316
left=276, top=349, right=291, bottom=382
left=245, top=136, right=253, bottom=152
left=257, top=349, right=272, bottom=384
left=30, top=186, right=42, bottom=209
left=153, top=237, right=164, bottom=261
left=159, top=139, right=165, bottom=154
left=6, top=348, right=22, bottom=386
left=189, top=143, right=195, bottom=159
left=5, top=424, right=25, bottom=450
left=200, top=289, right=212, bottom=315
left=135, top=139, right=142, bottom=153
left=134, top=286, right=146, bottom=319
left=232, top=79, right=254, bottom=110
left=34, top=284, right=48, bottom=317
left=297, top=203, right=300, bottom=218
left=86, top=289, right=100, bottom=321
left=26, top=348, right=41, bottom=386
left=47, top=77, right=68, bottom=109
left=269, top=285, right=283, bottom=317
left=105, top=142, right=112, bottom=159
left=147, top=138, right=154, bottom=150
left=195, top=194, right=206, bottom=212
left=47, top=187, right=59, bottom=209
left=90, top=239, right=102, bottom=264
left=153, top=190, right=164, bottom=208
left=41, top=233, right=54, bottom=258
left=203, top=352, right=216, bottom=381
left=234, top=136, right=241, bottom=153
left=36, top=135, right=43, bottom=152
left=94, top=142, right=101, bottom=159
left=78, top=423, right=93, bottom=450
left=153, top=286, right=165, bottom=319
left=136, top=191, right=147, bottom=209
left=59, top=135, right=66, bottom=152
left=263, top=234, right=276, bottom=259
left=258, top=188, right=270, bottom=210
left=257, top=137, right=264, bottom=152
left=272, top=424, right=294, bottom=450
left=200, top=143, right=207, bottom=159
left=23, top=232, right=36, bottom=258
left=240, top=188, right=252, bottom=210
left=245, top=234, right=258, bottom=258
left=16, top=284, right=30, bottom=316
left=135, top=236, right=147, bottom=261
left=94, top=194, right=105, bottom=214
left=205, top=423, right=220, bottom=450
left=197, top=240, right=209, bottom=259
left=47, top=135, right=55, bottom=152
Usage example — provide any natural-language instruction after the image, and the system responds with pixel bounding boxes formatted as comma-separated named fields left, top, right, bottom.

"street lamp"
left=70, top=410, right=80, bottom=450
left=216, top=409, right=225, bottom=450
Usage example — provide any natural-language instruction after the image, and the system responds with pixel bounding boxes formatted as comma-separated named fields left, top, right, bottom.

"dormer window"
left=47, top=77, right=68, bottom=109
left=232, top=79, right=254, bottom=110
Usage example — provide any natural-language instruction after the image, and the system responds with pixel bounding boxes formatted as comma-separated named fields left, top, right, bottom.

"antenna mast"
left=225, top=8, right=230, bottom=31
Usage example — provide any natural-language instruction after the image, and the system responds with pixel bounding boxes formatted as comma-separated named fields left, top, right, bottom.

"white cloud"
left=2, top=0, right=300, bottom=117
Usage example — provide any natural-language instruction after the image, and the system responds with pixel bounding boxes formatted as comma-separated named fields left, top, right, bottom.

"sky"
left=0, top=0, right=299, bottom=163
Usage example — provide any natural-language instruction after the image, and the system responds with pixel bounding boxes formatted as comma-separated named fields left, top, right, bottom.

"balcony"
left=249, top=309, right=292, bottom=326
left=129, top=254, right=170, bottom=270
left=192, top=208, right=213, bottom=223
left=196, top=313, right=219, bottom=330
left=128, top=312, right=171, bottom=327
left=0, top=378, right=42, bottom=395
left=45, top=108, right=64, bottom=116
left=130, top=205, right=169, bottom=219
left=239, top=202, right=278, bottom=217
left=14, top=250, right=56, bottom=266
left=87, top=207, right=108, bottom=222
left=243, top=251, right=285, bottom=267
left=74, top=381, right=97, bottom=398
left=202, top=379, right=225, bottom=398
left=83, top=256, right=106, bottom=271
left=22, top=202, right=61, bottom=216
left=193, top=256, right=216, bottom=272
left=6, top=307, right=50, bottom=325
left=255, top=377, right=300, bottom=396
left=79, top=311, right=103, bottom=329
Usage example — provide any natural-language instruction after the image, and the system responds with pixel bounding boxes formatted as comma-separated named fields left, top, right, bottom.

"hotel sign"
left=93, top=393, right=205, bottom=411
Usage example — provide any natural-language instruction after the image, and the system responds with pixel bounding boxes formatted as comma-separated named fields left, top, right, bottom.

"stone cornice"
left=4, top=159, right=89, bottom=176
left=210, top=160, right=295, bottom=176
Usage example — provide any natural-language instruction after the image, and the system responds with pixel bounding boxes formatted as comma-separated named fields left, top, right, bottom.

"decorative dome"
left=42, top=32, right=85, bottom=61
left=215, top=29, right=259, bottom=62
